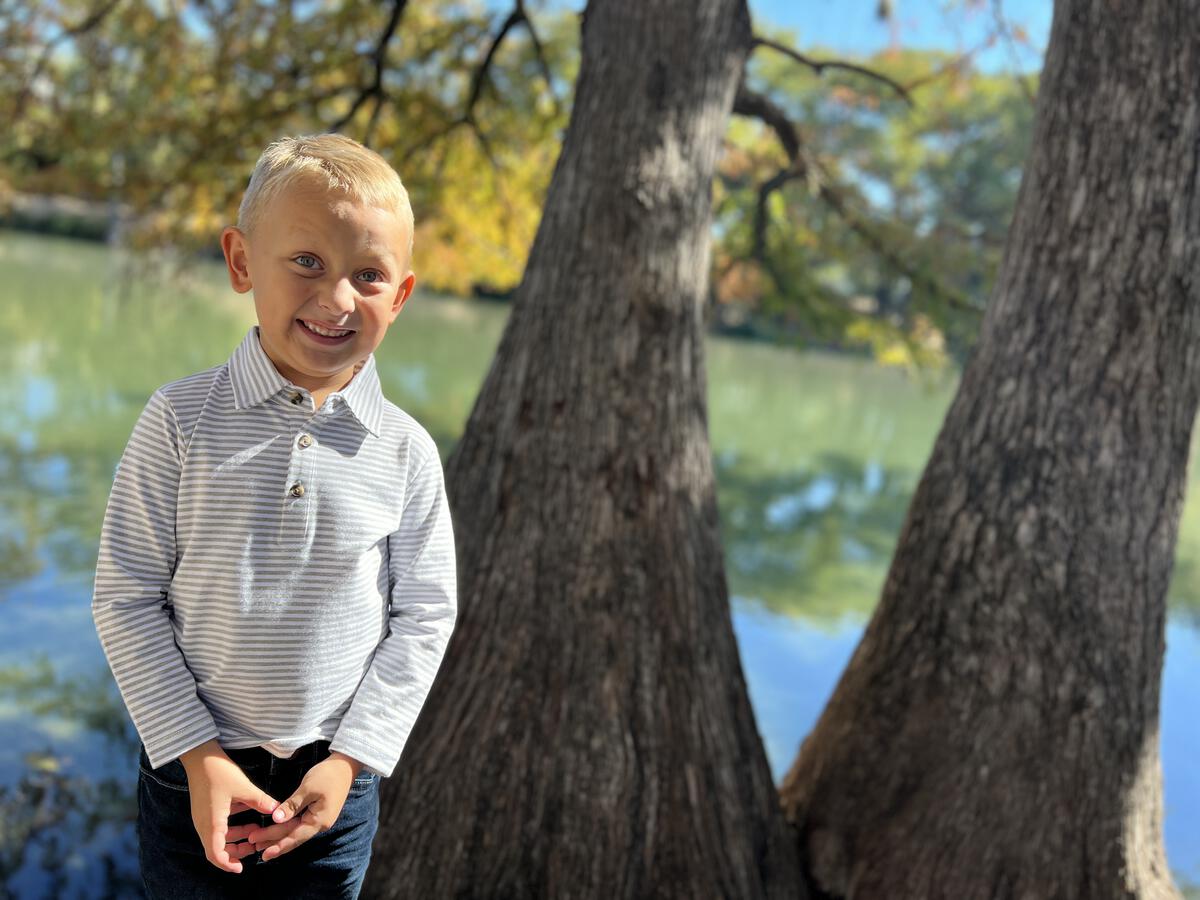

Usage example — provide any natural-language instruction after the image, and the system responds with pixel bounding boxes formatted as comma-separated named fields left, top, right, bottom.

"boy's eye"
left=294, top=254, right=318, bottom=268
left=359, top=270, right=383, bottom=283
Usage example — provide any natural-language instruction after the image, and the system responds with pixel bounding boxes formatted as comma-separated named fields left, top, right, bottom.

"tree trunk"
left=779, top=1, right=1198, bottom=896
left=366, top=2, right=805, bottom=897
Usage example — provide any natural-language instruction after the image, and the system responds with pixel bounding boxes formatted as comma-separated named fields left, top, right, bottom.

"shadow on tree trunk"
left=364, top=1, right=808, bottom=898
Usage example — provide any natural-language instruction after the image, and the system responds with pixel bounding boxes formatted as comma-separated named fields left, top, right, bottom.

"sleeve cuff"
left=327, top=736, right=395, bottom=779
left=142, top=722, right=223, bottom=771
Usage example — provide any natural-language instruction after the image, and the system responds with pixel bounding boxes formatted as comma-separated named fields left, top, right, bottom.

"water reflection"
left=3, top=764, right=144, bottom=898
left=717, top=453, right=915, bottom=622
left=0, top=650, right=144, bottom=897
left=5, top=230, right=1200, bottom=893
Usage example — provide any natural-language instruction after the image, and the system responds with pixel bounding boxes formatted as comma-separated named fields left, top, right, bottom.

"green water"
left=3, top=230, right=1198, bottom=895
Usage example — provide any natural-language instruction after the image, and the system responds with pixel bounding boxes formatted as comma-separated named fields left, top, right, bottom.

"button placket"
left=278, top=404, right=316, bottom=547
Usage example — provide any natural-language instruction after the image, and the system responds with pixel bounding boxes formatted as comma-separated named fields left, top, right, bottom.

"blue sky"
left=538, top=0, right=1052, bottom=75
left=750, top=0, right=1051, bottom=73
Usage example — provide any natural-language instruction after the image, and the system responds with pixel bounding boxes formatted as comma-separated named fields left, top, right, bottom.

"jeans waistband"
left=223, top=738, right=332, bottom=768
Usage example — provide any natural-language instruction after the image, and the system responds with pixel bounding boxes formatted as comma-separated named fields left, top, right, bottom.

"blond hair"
left=237, top=133, right=414, bottom=264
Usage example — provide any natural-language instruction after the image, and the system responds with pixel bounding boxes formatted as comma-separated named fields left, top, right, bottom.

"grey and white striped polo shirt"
left=91, top=324, right=457, bottom=777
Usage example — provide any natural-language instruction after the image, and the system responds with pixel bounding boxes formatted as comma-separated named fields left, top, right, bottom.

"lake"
left=4, top=230, right=1198, bottom=896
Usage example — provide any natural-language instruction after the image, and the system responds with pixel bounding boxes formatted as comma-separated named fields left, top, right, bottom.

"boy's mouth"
left=297, top=318, right=356, bottom=343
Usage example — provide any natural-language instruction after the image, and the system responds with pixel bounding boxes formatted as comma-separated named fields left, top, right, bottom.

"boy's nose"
left=320, top=277, right=358, bottom=314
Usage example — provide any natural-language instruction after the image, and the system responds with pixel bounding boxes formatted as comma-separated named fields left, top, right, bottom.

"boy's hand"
left=246, top=754, right=361, bottom=862
left=179, top=741, right=282, bottom=874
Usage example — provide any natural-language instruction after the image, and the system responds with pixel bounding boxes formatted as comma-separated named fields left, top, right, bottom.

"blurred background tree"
left=1, top=0, right=1040, bottom=371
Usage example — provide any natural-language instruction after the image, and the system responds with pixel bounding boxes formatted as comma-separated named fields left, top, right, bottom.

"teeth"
left=304, top=321, right=352, bottom=337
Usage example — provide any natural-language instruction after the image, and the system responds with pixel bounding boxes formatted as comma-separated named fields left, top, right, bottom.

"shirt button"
left=288, top=482, right=305, bottom=498
left=290, top=392, right=304, bottom=404
left=297, top=433, right=313, bottom=449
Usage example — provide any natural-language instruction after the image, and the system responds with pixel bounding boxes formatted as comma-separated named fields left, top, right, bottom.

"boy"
left=91, top=133, right=458, bottom=898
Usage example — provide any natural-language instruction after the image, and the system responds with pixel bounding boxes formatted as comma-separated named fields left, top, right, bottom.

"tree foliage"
left=716, top=30, right=1037, bottom=367
left=4, top=0, right=1043, bottom=368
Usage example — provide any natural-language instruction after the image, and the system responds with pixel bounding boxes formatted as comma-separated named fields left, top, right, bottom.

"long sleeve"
left=91, top=389, right=221, bottom=769
left=328, top=444, right=458, bottom=778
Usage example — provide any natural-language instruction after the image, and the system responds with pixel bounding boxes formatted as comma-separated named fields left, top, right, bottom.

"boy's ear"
left=220, top=225, right=253, bottom=293
left=390, top=271, right=416, bottom=320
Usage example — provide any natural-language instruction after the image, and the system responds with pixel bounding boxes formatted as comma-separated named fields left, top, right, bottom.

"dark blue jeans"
left=137, top=739, right=380, bottom=899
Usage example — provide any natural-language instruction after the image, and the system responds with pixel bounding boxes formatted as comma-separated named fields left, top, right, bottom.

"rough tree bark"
left=779, top=1, right=1199, bottom=897
left=366, top=1, right=805, bottom=897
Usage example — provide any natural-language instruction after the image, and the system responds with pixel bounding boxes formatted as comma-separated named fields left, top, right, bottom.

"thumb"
left=269, top=790, right=307, bottom=824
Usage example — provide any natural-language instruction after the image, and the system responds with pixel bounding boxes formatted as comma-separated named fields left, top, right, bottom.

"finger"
left=247, top=817, right=302, bottom=845
left=258, top=809, right=324, bottom=861
left=226, top=840, right=260, bottom=861
left=234, top=787, right=282, bottom=817
left=209, top=822, right=238, bottom=871
left=258, top=826, right=312, bottom=862
left=209, top=829, right=243, bottom=874
left=260, top=842, right=288, bottom=863
left=211, top=843, right=243, bottom=874
left=225, top=823, right=262, bottom=842
left=204, top=797, right=243, bottom=873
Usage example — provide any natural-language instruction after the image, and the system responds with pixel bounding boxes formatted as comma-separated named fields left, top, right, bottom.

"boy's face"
left=219, top=178, right=415, bottom=394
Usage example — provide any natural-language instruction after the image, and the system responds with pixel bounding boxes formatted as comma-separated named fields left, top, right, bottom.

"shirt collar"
left=227, top=325, right=384, bottom=437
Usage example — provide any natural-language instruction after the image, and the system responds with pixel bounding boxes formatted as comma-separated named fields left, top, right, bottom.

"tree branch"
left=390, top=0, right=560, bottom=176
left=753, top=168, right=801, bottom=261
left=990, top=0, right=1039, bottom=105
left=896, top=29, right=1003, bottom=96
left=13, top=0, right=124, bottom=121
left=467, top=0, right=558, bottom=117
left=751, top=36, right=914, bottom=107
left=810, top=156, right=977, bottom=316
left=330, top=0, right=408, bottom=136
left=731, top=82, right=978, bottom=317
left=732, top=84, right=812, bottom=262
left=169, top=84, right=363, bottom=190
left=466, top=5, right=523, bottom=117
left=364, top=92, right=387, bottom=147
left=518, top=0, right=561, bottom=118
left=732, top=84, right=799, bottom=163
left=400, top=118, right=469, bottom=168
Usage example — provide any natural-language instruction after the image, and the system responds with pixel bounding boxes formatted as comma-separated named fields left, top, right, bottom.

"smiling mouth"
left=297, top=319, right=355, bottom=339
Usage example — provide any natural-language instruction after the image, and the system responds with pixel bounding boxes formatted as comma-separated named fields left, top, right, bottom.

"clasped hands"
left=179, top=741, right=364, bottom=874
